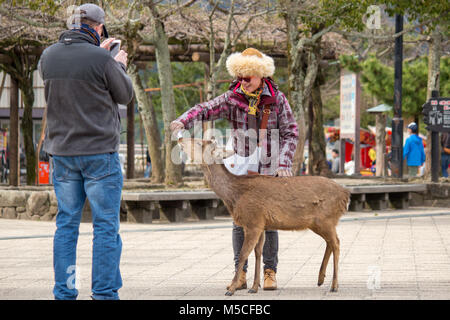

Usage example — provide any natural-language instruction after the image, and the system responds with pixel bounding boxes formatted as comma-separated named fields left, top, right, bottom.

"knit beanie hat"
left=226, top=48, right=275, bottom=78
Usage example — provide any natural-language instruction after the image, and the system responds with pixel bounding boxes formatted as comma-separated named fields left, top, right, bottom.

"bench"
left=122, top=191, right=220, bottom=223
left=345, top=184, right=427, bottom=211
left=118, top=184, right=428, bottom=223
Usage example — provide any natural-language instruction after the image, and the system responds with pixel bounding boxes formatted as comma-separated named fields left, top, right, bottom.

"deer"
left=178, top=137, right=351, bottom=296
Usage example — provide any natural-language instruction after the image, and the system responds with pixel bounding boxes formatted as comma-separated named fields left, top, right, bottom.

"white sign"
left=340, top=72, right=357, bottom=139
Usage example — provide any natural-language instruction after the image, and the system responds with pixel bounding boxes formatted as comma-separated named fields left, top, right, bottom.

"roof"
left=367, top=104, right=392, bottom=113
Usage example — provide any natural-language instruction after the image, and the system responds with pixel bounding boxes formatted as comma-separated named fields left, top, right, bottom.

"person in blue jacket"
left=403, top=122, right=425, bottom=177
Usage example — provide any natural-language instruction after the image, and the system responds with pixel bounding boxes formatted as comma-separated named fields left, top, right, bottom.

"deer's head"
left=178, top=138, right=234, bottom=164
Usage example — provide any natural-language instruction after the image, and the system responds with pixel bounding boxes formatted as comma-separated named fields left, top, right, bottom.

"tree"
left=0, top=1, right=64, bottom=185
left=279, top=0, right=361, bottom=176
left=103, top=0, right=166, bottom=182
left=145, top=0, right=198, bottom=185
left=330, top=0, right=449, bottom=178
left=341, top=54, right=449, bottom=127
left=375, top=0, right=449, bottom=178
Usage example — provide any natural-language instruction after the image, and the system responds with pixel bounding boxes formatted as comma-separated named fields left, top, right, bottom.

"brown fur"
left=179, top=138, right=351, bottom=295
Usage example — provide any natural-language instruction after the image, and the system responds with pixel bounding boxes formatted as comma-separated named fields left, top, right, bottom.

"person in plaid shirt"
left=170, top=48, right=298, bottom=291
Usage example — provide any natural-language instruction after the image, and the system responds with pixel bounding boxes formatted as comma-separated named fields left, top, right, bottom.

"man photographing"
left=39, top=3, right=133, bottom=300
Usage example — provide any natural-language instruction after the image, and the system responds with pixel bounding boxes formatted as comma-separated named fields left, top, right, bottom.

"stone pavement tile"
left=178, top=295, right=230, bottom=300
left=1, top=211, right=450, bottom=300
left=371, top=295, right=421, bottom=300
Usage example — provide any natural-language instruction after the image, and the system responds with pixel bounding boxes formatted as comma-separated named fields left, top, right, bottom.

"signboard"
left=339, top=70, right=361, bottom=175
left=423, top=97, right=450, bottom=132
left=340, top=71, right=360, bottom=139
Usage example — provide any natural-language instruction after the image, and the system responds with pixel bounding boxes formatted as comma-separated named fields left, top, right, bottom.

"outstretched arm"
left=171, top=92, right=231, bottom=132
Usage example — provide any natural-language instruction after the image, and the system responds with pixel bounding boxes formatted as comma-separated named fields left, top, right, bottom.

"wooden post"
left=354, top=73, right=361, bottom=175
left=375, top=113, right=386, bottom=176
left=391, top=14, right=404, bottom=178
left=126, top=94, right=135, bottom=179
left=9, top=76, right=19, bottom=186
left=139, top=115, right=144, bottom=174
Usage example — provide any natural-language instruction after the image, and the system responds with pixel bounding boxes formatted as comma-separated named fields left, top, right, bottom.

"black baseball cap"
left=77, top=3, right=109, bottom=38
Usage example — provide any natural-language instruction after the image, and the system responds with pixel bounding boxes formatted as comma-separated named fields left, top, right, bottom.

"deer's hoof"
left=318, top=275, right=325, bottom=286
left=225, top=291, right=234, bottom=296
left=330, top=287, right=338, bottom=293
left=248, top=289, right=258, bottom=294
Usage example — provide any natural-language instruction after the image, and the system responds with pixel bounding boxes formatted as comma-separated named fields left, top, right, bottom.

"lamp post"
left=390, top=14, right=404, bottom=178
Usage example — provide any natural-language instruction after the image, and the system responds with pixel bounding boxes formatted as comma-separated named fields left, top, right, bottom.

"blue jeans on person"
left=442, top=153, right=450, bottom=178
left=232, top=222, right=278, bottom=273
left=144, top=163, right=152, bottom=178
left=52, top=152, right=123, bottom=300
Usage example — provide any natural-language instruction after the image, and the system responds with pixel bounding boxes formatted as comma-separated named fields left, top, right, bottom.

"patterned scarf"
left=240, top=83, right=263, bottom=116
left=71, top=23, right=101, bottom=46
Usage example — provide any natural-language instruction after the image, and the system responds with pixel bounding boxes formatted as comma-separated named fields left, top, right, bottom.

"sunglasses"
left=238, top=76, right=252, bottom=83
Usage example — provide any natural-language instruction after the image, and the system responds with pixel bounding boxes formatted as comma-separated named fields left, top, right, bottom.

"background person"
left=331, top=149, right=340, bottom=174
left=39, top=3, right=133, bottom=300
left=403, top=122, right=425, bottom=178
left=441, top=132, right=450, bottom=178
left=144, top=149, right=152, bottom=178
left=170, top=48, right=298, bottom=291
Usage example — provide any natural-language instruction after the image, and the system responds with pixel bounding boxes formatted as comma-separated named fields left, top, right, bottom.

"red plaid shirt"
left=176, top=79, right=299, bottom=175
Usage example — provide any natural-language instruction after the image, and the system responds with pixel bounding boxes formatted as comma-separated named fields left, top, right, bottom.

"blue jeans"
left=144, top=163, right=152, bottom=178
left=52, top=153, right=123, bottom=300
left=442, top=153, right=450, bottom=178
left=232, top=222, right=278, bottom=273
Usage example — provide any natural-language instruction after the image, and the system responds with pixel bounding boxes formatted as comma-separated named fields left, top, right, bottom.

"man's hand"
left=275, top=168, right=293, bottom=177
left=114, top=50, right=128, bottom=67
left=170, top=120, right=184, bottom=134
left=100, top=38, right=115, bottom=50
left=100, top=38, right=128, bottom=67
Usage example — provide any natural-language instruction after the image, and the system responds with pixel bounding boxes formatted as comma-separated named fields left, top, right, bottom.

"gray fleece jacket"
left=39, top=30, right=133, bottom=156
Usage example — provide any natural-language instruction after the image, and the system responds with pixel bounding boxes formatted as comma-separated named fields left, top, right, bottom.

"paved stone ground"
left=1, top=207, right=450, bottom=300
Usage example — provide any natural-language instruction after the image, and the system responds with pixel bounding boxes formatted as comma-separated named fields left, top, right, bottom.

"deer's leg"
left=249, top=232, right=265, bottom=293
left=311, top=226, right=337, bottom=288
left=330, top=233, right=340, bottom=292
left=318, top=242, right=332, bottom=286
left=226, top=227, right=263, bottom=296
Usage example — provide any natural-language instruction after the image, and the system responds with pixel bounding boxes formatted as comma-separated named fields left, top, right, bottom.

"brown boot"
left=263, top=269, right=277, bottom=290
left=227, top=271, right=247, bottom=290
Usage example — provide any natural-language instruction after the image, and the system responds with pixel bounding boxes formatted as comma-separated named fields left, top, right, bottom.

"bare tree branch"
left=159, top=0, right=198, bottom=20
left=231, top=7, right=275, bottom=46
left=0, top=6, right=64, bottom=29
left=333, top=15, right=444, bottom=42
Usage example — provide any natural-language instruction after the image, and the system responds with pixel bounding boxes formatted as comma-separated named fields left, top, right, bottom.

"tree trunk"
left=20, top=81, right=36, bottom=185
left=126, top=95, right=135, bottom=179
left=424, top=26, right=442, bottom=179
left=152, top=16, right=182, bottom=185
left=284, top=5, right=323, bottom=176
left=285, top=7, right=307, bottom=175
left=9, top=76, right=19, bottom=186
left=128, top=64, right=164, bottom=183
left=1, top=46, right=39, bottom=185
left=308, top=78, right=330, bottom=176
